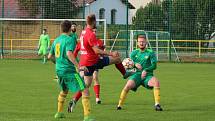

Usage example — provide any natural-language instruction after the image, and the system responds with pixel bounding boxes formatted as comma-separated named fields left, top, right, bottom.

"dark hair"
left=137, top=34, right=146, bottom=40
left=87, top=14, right=96, bottom=26
left=72, top=22, right=77, bottom=26
left=43, top=29, right=47, bottom=32
left=61, top=20, right=71, bottom=33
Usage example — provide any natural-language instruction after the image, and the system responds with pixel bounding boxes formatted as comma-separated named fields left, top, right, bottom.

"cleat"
left=67, top=100, right=76, bottom=113
left=83, top=116, right=95, bottom=121
left=123, top=68, right=136, bottom=79
left=155, top=104, right=163, bottom=111
left=96, top=100, right=101, bottom=104
left=117, top=106, right=122, bottom=110
left=54, top=112, right=65, bottom=118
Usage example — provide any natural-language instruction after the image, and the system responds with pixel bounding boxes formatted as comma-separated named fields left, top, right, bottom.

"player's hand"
left=135, top=63, right=142, bottom=70
left=111, top=51, right=120, bottom=57
left=141, top=70, right=147, bottom=79
left=79, top=66, right=89, bottom=72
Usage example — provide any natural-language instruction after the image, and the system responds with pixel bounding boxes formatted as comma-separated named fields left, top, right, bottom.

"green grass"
left=0, top=60, right=215, bottom=121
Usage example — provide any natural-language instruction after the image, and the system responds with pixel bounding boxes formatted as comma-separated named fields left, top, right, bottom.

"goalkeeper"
left=38, top=29, right=50, bottom=63
left=116, top=34, right=163, bottom=111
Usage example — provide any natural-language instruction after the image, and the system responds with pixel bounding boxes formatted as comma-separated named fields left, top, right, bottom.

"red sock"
left=94, top=85, right=100, bottom=98
left=115, top=63, right=126, bottom=76
left=73, top=91, right=82, bottom=101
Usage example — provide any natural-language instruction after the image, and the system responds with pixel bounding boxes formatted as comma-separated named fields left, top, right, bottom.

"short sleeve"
left=88, top=33, right=98, bottom=47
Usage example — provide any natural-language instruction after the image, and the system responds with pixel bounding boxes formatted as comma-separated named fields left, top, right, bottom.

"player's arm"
left=73, top=42, right=80, bottom=58
left=48, top=43, right=56, bottom=64
left=67, top=37, right=87, bottom=72
left=144, top=52, right=157, bottom=71
left=47, top=35, right=50, bottom=49
left=38, top=35, right=41, bottom=49
left=130, top=50, right=142, bottom=70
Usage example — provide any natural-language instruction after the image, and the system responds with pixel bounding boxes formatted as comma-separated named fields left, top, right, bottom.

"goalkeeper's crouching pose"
left=117, top=34, right=163, bottom=111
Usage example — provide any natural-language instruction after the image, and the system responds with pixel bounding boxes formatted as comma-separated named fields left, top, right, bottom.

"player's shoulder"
left=146, top=49, right=155, bottom=55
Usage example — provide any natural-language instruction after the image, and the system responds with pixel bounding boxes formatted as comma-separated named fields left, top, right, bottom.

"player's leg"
left=42, top=47, right=48, bottom=63
left=147, top=77, right=163, bottom=111
left=93, top=70, right=101, bottom=104
left=55, top=90, right=68, bottom=118
left=55, top=76, right=68, bottom=118
left=82, top=75, right=94, bottom=120
left=117, top=80, right=136, bottom=110
left=107, top=56, right=135, bottom=79
left=68, top=71, right=85, bottom=112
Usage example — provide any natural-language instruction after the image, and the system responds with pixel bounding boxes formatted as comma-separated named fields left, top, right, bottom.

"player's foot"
left=123, top=68, right=136, bottom=79
left=54, top=112, right=65, bottom=118
left=117, top=106, right=122, bottom=110
left=83, top=116, right=95, bottom=121
left=96, top=98, right=101, bottom=104
left=155, top=104, right=163, bottom=111
left=67, top=100, right=76, bottom=113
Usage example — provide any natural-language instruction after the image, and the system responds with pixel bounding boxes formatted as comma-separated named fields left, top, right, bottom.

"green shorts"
left=128, top=72, right=153, bottom=91
left=38, top=47, right=48, bottom=55
left=57, top=73, right=86, bottom=92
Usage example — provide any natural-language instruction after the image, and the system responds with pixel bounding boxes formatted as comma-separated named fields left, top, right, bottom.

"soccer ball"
left=122, top=58, right=134, bottom=69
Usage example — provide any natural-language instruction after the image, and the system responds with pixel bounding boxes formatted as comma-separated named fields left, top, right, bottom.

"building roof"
left=72, top=0, right=135, bottom=9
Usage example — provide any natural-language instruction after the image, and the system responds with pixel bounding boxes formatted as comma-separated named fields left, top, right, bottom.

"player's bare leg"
left=109, top=56, right=135, bottom=79
left=148, top=77, right=163, bottom=111
left=117, top=80, right=136, bottom=110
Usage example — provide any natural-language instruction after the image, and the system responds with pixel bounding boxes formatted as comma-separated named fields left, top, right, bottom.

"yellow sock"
left=57, top=92, right=67, bottom=112
left=153, top=87, right=160, bottom=105
left=82, top=96, right=91, bottom=117
left=118, top=89, right=128, bottom=107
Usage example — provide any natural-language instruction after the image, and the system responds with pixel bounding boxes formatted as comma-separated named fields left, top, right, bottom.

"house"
left=73, top=0, right=135, bottom=25
left=0, top=0, right=40, bottom=18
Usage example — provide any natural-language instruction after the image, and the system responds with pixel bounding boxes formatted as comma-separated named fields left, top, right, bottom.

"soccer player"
left=116, top=34, right=163, bottom=111
left=67, top=14, right=132, bottom=113
left=48, top=20, right=95, bottom=121
left=38, top=29, right=50, bottom=63
left=67, top=28, right=106, bottom=112
left=69, top=22, right=78, bottom=42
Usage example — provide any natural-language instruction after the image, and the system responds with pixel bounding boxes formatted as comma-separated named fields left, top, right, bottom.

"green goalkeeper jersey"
left=39, top=34, right=50, bottom=47
left=50, top=34, right=77, bottom=76
left=130, top=48, right=157, bottom=74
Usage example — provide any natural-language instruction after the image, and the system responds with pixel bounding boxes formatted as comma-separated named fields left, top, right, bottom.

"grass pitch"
left=0, top=60, right=215, bottom=121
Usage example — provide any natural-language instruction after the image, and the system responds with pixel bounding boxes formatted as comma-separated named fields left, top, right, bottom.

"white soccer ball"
left=122, top=58, right=134, bottom=69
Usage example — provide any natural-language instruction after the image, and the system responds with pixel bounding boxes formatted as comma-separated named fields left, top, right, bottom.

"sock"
left=82, top=95, right=91, bottom=117
left=115, top=63, right=126, bottom=76
left=73, top=91, right=82, bottom=102
left=153, top=87, right=160, bottom=105
left=57, top=92, right=67, bottom=112
left=118, top=89, right=128, bottom=107
left=43, top=56, right=46, bottom=63
left=93, top=85, right=100, bottom=99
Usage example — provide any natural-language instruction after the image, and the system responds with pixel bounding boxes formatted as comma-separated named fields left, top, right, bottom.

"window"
left=99, top=8, right=105, bottom=24
left=111, top=9, right=117, bottom=24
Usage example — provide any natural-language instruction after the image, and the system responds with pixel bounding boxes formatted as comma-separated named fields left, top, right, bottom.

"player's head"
left=137, top=34, right=147, bottom=50
left=87, top=14, right=96, bottom=29
left=61, top=20, right=72, bottom=33
left=42, top=29, right=47, bottom=34
left=71, top=22, right=77, bottom=33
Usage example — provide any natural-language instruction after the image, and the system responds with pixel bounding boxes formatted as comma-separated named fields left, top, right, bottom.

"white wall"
left=85, top=0, right=133, bottom=24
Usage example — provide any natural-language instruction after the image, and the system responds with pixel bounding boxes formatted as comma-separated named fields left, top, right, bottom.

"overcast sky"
left=129, top=0, right=151, bottom=16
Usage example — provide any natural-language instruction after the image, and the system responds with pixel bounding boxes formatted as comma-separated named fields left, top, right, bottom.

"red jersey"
left=79, top=27, right=99, bottom=66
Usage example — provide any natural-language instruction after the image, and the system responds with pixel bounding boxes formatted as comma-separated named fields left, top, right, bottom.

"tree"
left=133, top=3, right=165, bottom=31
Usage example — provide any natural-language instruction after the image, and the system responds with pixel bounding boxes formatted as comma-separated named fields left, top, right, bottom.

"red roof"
left=0, top=0, right=39, bottom=18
